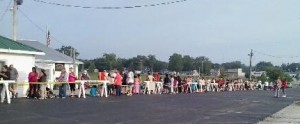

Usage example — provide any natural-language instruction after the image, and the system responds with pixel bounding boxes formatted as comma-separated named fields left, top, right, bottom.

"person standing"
left=127, top=70, right=134, bottom=96
left=281, top=79, right=287, bottom=97
left=38, top=69, right=47, bottom=99
left=114, top=71, right=122, bottom=96
left=68, top=67, right=77, bottom=97
left=9, top=64, right=18, bottom=98
left=57, top=67, right=68, bottom=99
left=274, top=78, right=282, bottom=98
left=0, top=66, right=10, bottom=103
left=133, top=75, right=140, bottom=94
left=28, top=67, right=39, bottom=98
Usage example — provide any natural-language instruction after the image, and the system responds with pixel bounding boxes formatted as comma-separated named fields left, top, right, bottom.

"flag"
left=46, top=30, right=51, bottom=47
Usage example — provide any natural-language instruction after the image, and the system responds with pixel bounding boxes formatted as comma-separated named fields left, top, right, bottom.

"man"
left=57, top=67, right=68, bottom=99
left=9, top=64, right=18, bottom=98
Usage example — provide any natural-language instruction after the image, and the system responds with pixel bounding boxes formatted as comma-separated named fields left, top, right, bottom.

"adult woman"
left=38, top=69, right=47, bottom=99
left=27, top=67, right=39, bottom=98
left=68, top=67, right=77, bottom=97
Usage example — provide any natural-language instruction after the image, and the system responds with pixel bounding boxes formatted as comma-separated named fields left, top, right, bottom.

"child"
left=133, top=75, right=140, bottom=94
left=90, top=85, right=98, bottom=97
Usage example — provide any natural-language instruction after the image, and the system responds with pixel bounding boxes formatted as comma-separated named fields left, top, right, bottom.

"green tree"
left=194, top=56, right=212, bottom=75
left=266, top=67, right=292, bottom=82
left=146, top=55, right=157, bottom=72
left=103, top=53, right=117, bottom=70
left=168, top=53, right=183, bottom=72
left=182, top=55, right=194, bottom=71
left=258, top=73, right=268, bottom=83
left=255, top=61, right=273, bottom=71
left=295, top=73, right=300, bottom=81
left=88, top=62, right=96, bottom=72
left=55, top=45, right=79, bottom=58
left=222, top=61, right=243, bottom=69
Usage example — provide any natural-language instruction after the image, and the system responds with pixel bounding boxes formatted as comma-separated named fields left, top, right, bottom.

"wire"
left=0, top=0, right=12, bottom=22
left=253, top=50, right=299, bottom=59
left=18, top=8, right=66, bottom=45
left=31, top=0, right=188, bottom=9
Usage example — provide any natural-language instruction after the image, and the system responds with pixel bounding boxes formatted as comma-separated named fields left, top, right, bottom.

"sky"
left=0, top=0, right=300, bottom=65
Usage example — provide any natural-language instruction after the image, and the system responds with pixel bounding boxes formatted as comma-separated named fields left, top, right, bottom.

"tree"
left=266, top=67, right=292, bottom=82
left=295, top=73, right=300, bottom=81
left=55, top=45, right=79, bottom=58
left=182, top=55, right=194, bottom=71
left=258, top=73, right=268, bottom=83
left=255, top=61, right=273, bottom=71
left=194, top=56, right=212, bottom=75
left=88, top=62, right=96, bottom=72
left=168, top=53, right=183, bottom=72
left=146, top=55, right=157, bottom=72
left=222, top=61, right=243, bottom=69
left=103, top=53, right=117, bottom=70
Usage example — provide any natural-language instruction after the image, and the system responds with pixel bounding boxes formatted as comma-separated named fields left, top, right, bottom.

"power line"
left=31, top=0, right=188, bottom=9
left=0, top=0, right=12, bottom=22
left=253, top=49, right=299, bottom=59
left=18, top=8, right=66, bottom=45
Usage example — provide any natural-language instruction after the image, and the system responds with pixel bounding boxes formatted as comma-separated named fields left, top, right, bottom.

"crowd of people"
left=0, top=66, right=289, bottom=103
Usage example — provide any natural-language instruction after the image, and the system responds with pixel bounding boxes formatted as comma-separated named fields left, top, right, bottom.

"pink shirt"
left=28, top=72, right=38, bottom=83
left=68, top=72, right=76, bottom=82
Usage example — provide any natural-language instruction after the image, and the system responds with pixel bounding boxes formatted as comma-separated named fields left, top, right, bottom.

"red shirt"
left=98, top=72, right=106, bottom=80
left=114, top=73, right=122, bottom=86
left=28, top=72, right=38, bottom=83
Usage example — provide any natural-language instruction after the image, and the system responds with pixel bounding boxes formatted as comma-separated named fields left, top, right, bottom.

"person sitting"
left=90, top=85, right=98, bottom=97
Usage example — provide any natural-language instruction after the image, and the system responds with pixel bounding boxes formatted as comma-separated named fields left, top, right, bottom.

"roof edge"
left=0, top=48, right=45, bottom=55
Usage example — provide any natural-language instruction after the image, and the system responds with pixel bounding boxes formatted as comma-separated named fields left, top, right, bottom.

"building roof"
left=0, top=35, right=44, bottom=55
left=18, top=40, right=83, bottom=64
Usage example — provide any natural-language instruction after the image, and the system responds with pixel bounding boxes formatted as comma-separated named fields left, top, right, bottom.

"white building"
left=18, top=40, right=83, bottom=82
left=225, top=68, right=245, bottom=78
left=0, top=35, right=45, bottom=97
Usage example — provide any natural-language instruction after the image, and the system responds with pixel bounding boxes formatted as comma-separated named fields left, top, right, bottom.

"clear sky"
left=1, top=0, right=300, bottom=65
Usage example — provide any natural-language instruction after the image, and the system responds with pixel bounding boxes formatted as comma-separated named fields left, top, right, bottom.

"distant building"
left=251, top=71, right=266, bottom=78
left=225, top=68, right=245, bottom=78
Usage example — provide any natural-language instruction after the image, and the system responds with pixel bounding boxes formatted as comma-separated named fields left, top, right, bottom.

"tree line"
left=56, top=46, right=300, bottom=82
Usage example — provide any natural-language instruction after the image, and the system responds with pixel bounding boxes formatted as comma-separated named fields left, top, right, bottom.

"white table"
left=0, top=80, right=16, bottom=104
left=75, top=80, right=109, bottom=98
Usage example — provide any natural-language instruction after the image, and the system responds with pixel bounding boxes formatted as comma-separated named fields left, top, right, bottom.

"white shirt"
left=127, top=71, right=134, bottom=83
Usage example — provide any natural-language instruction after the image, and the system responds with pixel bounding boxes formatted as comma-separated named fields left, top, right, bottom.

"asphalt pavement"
left=1, top=88, right=300, bottom=124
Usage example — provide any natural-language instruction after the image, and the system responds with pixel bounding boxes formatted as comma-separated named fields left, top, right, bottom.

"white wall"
left=0, top=53, right=35, bottom=97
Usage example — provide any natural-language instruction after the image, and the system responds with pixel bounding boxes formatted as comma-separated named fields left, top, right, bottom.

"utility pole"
left=249, top=49, right=254, bottom=81
left=201, top=61, right=204, bottom=75
left=12, top=0, right=22, bottom=41
left=72, top=48, right=77, bottom=76
left=12, top=0, right=17, bottom=41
